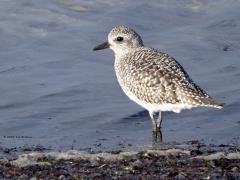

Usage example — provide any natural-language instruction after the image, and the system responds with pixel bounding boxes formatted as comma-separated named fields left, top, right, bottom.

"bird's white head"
left=93, top=26, right=144, bottom=57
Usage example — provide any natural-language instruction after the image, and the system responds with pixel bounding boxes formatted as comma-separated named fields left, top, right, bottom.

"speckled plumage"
left=94, top=26, right=224, bottom=134
left=110, top=26, right=223, bottom=112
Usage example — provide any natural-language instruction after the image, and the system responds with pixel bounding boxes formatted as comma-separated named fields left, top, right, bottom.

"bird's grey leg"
left=149, top=111, right=157, bottom=142
left=149, top=111, right=163, bottom=143
left=149, top=111, right=157, bottom=132
left=156, top=112, right=163, bottom=143
left=156, top=111, right=163, bottom=131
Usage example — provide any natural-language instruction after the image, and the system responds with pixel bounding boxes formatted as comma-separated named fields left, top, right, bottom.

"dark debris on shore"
left=0, top=144, right=240, bottom=180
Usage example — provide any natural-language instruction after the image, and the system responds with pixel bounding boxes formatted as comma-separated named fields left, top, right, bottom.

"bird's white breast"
left=120, top=86, right=197, bottom=113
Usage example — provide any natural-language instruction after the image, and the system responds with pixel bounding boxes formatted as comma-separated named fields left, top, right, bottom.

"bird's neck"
left=113, top=47, right=140, bottom=59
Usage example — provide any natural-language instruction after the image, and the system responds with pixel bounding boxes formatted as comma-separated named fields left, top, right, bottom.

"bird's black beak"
left=93, top=41, right=110, bottom=51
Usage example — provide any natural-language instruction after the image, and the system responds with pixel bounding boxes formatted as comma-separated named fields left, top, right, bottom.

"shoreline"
left=0, top=142, right=239, bottom=179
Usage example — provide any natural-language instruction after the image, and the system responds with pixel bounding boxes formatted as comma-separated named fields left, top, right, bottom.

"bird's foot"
left=152, top=128, right=163, bottom=146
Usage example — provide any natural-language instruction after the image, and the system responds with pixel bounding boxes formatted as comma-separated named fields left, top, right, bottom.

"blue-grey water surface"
left=0, top=0, right=240, bottom=154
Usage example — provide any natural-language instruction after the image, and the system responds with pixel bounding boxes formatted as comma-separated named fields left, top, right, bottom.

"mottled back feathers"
left=115, top=47, right=223, bottom=108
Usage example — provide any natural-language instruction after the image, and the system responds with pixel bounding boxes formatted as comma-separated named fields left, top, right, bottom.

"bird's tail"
left=191, top=97, right=224, bottom=109
left=200, top=98, right=224, bottom=108
left=177, top=84, right=224, bottom=109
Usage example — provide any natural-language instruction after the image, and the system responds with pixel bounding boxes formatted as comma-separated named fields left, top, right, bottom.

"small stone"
left=231, top=166, right=238, bottom=172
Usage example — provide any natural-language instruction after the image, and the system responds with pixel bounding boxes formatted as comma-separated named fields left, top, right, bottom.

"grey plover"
left=93, top=26, right=224, bottom=140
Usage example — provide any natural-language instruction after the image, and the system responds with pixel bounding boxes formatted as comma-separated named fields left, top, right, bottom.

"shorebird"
left=93, top=26, right=224, bottom=141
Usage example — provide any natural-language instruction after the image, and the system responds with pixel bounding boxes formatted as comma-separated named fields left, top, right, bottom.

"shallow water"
left=0, top=0, right=240, bottom=154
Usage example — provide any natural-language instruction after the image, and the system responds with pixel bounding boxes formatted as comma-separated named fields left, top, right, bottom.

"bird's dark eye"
left=116, top=36, right=124, bottom=42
